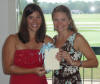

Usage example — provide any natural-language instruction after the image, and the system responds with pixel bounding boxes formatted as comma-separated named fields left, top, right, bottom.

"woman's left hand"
left=62, top=50, right=73, bottom=65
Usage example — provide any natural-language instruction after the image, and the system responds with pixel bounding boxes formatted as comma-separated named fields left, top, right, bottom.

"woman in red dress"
left=2, top=3, right=53, bottom=84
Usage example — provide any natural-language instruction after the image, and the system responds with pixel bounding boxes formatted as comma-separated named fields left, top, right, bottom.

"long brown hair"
left=52, top=5, right=77, bottom=33
left=18, top=3, right=46, bottom=43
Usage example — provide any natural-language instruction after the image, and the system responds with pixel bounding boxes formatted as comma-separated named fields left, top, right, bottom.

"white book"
left=44, top=48, right=60, bottom=70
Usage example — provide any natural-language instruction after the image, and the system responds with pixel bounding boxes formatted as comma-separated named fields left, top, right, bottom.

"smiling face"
left=27, top=11, right=42, bottom=32
left=53, top=12, right=70, bottom=33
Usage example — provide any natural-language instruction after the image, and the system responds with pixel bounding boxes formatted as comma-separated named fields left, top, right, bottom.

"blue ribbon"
left=38, top=42, right=55, bottom=73
left=39, top=42, right=55, bottom=60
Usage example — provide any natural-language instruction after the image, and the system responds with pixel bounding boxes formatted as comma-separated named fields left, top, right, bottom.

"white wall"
left=0, top=0, right=17, bottom=83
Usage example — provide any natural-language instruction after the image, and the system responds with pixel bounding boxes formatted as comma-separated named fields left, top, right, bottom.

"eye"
left=28, top=16, right=33, bottom=19
left=53, top=18, right=58, bottom=21
left=61, top=18, right=66, bottom=21
left=37, top=16, right=41, bottom=19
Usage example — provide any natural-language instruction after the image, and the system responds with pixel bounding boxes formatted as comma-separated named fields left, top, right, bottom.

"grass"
left=72, top=14, right=100, bottom=22
left=44, top=14, right=100, bottom=22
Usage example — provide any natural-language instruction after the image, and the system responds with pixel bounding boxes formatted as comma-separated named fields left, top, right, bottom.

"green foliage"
left=33, top=0, right=39, bottom=5
left=39, top=1, right=100, bottom=14
left=18, top=1, right=100, bottom=14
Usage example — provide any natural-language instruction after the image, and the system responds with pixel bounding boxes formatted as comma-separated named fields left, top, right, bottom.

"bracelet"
left=78, top=61, right=82, bottom=67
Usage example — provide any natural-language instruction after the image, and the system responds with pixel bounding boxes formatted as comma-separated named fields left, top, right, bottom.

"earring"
left=54, top=27, right=56, bottom=31
left=68, top=24, right=72, bottom=30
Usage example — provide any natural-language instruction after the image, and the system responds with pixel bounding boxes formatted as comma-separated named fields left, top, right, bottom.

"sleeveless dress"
left=10, top=49, right=48, bottom=84
left=53, top=33, right=82, bottom=84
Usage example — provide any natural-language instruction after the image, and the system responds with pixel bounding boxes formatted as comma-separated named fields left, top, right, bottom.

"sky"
left=27, top=0, right=99, bottom=3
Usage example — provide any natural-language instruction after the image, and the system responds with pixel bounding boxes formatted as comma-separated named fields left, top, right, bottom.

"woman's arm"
left=2, top=35, right=45, bottom=76
left=73, top=34, right=98, bottom=68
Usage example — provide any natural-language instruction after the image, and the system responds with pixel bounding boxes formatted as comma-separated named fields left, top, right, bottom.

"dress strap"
left=67, top=33, right=77, bottom=46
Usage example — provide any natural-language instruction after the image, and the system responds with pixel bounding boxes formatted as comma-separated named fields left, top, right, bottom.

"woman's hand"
left=61, top=50, right=73, bottom=65
left=56, top=49, right=63, bottom=62
left=34, top=67, right=46, bottom=76
left=56, top=49, right=73, bottom=65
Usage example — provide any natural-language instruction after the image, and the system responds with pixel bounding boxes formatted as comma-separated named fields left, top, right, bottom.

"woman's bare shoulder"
left=4, top=34, right=18, bottom=44
left=44, top=35, right=53, bottom=44
left=2, top=34, right=18, bottom=51
left=74, top=33, right=90, bottom=50
left=75, top=33, right=86, bottom=42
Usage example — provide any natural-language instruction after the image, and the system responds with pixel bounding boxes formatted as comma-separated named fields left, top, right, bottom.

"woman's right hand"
left=56, top=49, right=63, bottom=62
left=34, top=67, right=46, bottom=76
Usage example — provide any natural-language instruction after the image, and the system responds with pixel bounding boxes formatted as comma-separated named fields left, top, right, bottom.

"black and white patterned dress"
left=53, top=33, right=82, bottom=84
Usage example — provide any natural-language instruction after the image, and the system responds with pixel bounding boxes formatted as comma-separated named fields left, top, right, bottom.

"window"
left=17, top=0, right=100, bottom=83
